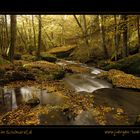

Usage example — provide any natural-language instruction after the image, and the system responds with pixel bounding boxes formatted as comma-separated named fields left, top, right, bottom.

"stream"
left=0, top=59, right=140, bottom=125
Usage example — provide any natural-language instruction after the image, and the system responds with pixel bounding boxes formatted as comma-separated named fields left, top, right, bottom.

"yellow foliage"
left=98, top=69, right=140, bottom=89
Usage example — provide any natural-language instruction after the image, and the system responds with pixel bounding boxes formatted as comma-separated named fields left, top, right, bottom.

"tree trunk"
left=114, top=15, right=120, bottom=61
left=17, top=28, right=27, bottom=48
left=32, top=15, right=36, bottom=50
left=1, top=16, right=4, bottom=55
left=8, top=15, right=16, bottom=62
left=114, top=15, right=118, bottom=61
left=4, top=15, right=9, bottom=55
left=37, top=15, right=41, bottom=59
left=22, top=21, right=28, bottom=51
left=98, top=15, right=108, bottom=59
left=82, top=15, right=89, bottom=47
left=137, top=15, right=140, bottom=53
left=73, top=15, right=89, bottom=47
left=122, top=15, right=128, bottom=57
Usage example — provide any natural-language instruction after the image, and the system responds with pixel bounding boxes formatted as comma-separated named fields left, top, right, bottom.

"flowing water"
left=0, top=60, right=140, bottom=125
left=56, top=60, right=112, bottom=93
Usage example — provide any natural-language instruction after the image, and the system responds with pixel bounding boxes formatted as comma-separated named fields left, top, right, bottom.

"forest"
left=0, top=15, right=140, bottom=125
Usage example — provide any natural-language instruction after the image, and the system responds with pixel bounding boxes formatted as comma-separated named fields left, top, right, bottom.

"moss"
left=40, top=52, right=57, bottom=62
left=97, top=69, right=140, bottom=89
left=97, top=60, right=113, bottom=68
left=104, top=53, right=140, bottom=74
left=23, top=61, right=65, bottom=81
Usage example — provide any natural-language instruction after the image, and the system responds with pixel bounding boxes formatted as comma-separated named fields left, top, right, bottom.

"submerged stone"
left=26, top=97, right=40, bottom=107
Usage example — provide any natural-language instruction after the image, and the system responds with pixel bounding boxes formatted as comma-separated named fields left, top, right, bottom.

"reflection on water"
left=0, top=86, right=65, bottom=115
left=72, top=111, right=97, bottom=125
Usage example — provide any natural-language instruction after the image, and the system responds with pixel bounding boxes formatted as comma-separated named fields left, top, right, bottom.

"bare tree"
left=32, top=15, right=36, bottom=50
left=114, top=15, right=121, bottom=61
left=137, top=15, right=140, bottom=53
left=121, top=15, right=128, bottom=57
left=37, top=15, right=42, bottom=59
left=8, top=15, right=17, bottom=62
left=73, top=15, right=89, bottom=47
left=98, top=15, right=109, bottom=59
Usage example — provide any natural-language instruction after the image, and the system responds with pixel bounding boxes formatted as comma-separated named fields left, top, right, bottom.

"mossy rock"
left=65, top=64, right=91, bottom=74
left=97, top=69, right=140, bottom=89
left=4, top=70, right=35, bottom=82
left=97, top=60, right=113, bottom=68
left=104, top=53, right=140, bottom=74
left=48, top=45, right=76, bottom=58
left=40, top=52, right=57, bottom=62
left=23, top=61, right=65, bottom=81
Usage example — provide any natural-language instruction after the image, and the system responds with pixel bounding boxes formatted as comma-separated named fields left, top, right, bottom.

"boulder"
left=64, top=64, right=91, bottom=73
left=26, top=97, right=40, bottom=107
left=40, top=53, right=57, bottom=62
left=103, top=53, right=140, bottom=75
left=97, top=69, right=140, bottom=89
left=23, top=61, right=65, bottom=81
left=5, top=71, right=35, bottom=81
left=48, top=45, right=76, bottom=58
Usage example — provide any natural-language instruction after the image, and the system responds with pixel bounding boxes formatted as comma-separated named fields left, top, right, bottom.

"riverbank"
left=0, top=58, right=140, bottom=125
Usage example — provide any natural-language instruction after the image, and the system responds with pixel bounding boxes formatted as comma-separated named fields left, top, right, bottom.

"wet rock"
left=64, top=68, right=73, bottom=73
left=5, top=71, right=35, bottom=81
left=40, top=53, right=57, bottom=62
left=93, top=88, right=140, bottom=124
left=26, top=97, right=40, bottom=107
left=72, top=111, right=98, bottom=125
left=65, top=64, right=91, bottom=73
left=62, top=108, right=76, bottom=121
left=38, top=114, right=48, bottom=125
left=38, top=108, right=72, bottom=125
left=0, top=79, right=9, bottom=85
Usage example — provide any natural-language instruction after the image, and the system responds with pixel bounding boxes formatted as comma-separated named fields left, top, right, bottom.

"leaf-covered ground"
left=0, top=58, right=139, bottom=125
left=0, top=79, right=132, bottom=125
left=97, top=69, right=140, bottom=89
